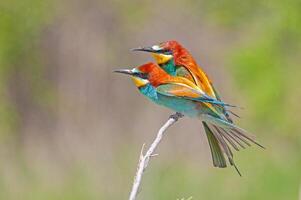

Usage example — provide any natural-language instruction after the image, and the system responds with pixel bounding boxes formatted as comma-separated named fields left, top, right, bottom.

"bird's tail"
left=203, top=122, right=227, bottom=168
left=202, top=115, right=264, bottom=176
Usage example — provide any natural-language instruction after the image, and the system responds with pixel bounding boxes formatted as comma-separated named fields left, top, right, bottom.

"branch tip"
left=169, top=112, right=184, bottom=121
left=128, top=112, right=183, bottom=200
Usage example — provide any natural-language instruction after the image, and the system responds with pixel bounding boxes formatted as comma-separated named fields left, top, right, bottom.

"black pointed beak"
left=131, top=46, right=158, bottom=53
left=113, top=69, right=134, bottom=76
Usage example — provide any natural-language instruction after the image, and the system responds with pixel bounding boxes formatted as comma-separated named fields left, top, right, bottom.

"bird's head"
left=132, top=40, right=182, bottom=65
left=114, top=62, right=163, bottom=88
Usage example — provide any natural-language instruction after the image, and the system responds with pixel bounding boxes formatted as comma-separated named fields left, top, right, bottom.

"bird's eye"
left=165, top=50, right=173, bottom=55
left=158, top=49, right=172, bottom=55
left=139, top=73, right=148, bottom=79
left=133, top=72, right=148, bottom=79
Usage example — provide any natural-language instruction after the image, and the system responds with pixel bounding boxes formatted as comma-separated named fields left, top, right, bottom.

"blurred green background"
left=0, top=0, right=301, bottom=199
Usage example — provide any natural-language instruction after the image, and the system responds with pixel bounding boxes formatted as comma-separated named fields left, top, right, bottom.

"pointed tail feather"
left=214, top=126, right=240, bottom=151
left=231, top=128, right=265, bottom=149
left=220, top=127, right=246, bottom=149
left=202, top=115, right=265, bottom=149
left=209, top=124, right=242, bottom=176
left=228, top=110, right=241, bottom=118
left=201, top=114, right=264, bottom=176
left=229, top=130, right=251, bottom=147
left=203, top=122, right=242, bottom=176
left=202, top=122, right=226, bottom=168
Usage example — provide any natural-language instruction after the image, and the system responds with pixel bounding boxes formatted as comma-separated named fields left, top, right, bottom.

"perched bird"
left=131, top=41, right=258, bottom=173
left=115, top=62, right=263, bottom=175
left=132, top=40, right=234, bottom=120
left=132, top=41, right=216, bottom=98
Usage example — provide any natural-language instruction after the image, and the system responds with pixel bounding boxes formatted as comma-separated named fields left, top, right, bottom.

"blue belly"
left=157, top=94, right=202, bottom=117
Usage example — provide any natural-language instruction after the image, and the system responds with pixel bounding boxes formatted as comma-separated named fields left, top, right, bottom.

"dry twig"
left=128, top=112, right=184, bottom=200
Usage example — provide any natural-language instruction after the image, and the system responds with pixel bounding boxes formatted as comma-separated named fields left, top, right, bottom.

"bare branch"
left=128, top=112, right=184, bottom=200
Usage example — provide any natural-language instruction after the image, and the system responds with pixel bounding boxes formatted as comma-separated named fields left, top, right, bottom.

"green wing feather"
left=201, top=114, right=265, bottom=175
left=156, top=83, right=236, bottom=107
left=202, top=122, right=227, bottom=168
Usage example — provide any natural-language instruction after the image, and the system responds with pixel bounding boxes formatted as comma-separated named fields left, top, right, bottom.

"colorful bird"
left=131, top=41, right=257, bottom=172
left=115, top=62, right=264, bottom=175
left=132, top=41, right=214, bottom=96
left=132, top=40, right=233, bottom=120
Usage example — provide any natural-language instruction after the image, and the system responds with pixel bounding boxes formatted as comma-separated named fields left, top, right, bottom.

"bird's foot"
left=169, top=112, right=184, bottom=121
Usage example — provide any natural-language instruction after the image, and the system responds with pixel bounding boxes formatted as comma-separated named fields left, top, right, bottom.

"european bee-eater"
left=132, top=41, right=232, bottom=118
left=131, top=41, right=257, bottom=173
left=132, top=41, right=216, bottom=98
left=115, top=62, right=263, bottom=175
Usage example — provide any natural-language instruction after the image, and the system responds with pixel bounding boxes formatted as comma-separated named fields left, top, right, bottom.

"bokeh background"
left=1, top=0, right=301, bottom=199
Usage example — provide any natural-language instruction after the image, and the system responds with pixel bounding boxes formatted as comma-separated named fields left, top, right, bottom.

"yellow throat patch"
left=151, top=53, right=173, bottom=65
left=131, top=76, right=149, bottom=88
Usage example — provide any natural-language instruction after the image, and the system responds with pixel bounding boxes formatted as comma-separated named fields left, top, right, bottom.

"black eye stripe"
left=157, top=49, right=172, bottom=55
left=133, top=72, right=148, bottom=79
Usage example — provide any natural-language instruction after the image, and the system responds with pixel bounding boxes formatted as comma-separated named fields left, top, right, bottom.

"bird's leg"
left=169, top=112, right=184, bottom=121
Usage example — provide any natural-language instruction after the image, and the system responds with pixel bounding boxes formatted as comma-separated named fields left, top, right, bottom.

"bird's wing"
left=194, top=66, right=216, bottom=97
left=176, top=57, right=217, bottom=98
left=175, top=66, right=195, bottom=82
left=175, top=64, right=235, bottom=121
left=156, top=82, right=228, bottom=118
left=156, top=82, right=235, bottom=107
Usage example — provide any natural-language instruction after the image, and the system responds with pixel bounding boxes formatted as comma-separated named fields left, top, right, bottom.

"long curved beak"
left=113, top=69, right=134, bottom=76
left=131, top=46, right=158, bottom=53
